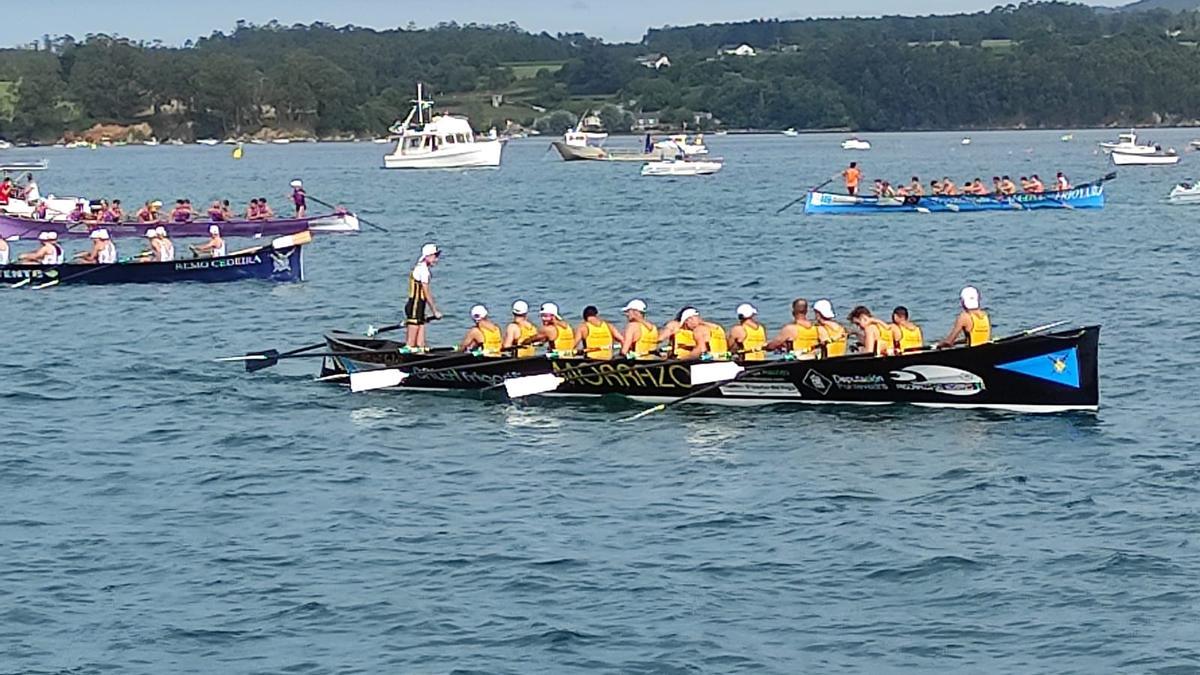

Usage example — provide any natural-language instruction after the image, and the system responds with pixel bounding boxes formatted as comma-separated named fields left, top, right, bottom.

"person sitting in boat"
left=990, top=177, right=1003, bottom=195
left=220, top=200, right=234, bottom=221
left=32, top=201, right=48, bottom=220
left=842, top=162, right=862, bottom=196
left=574, top=305, right=620, bottom=360
left=969, top=178, right=989, bottom=195
left=870, top=179, right=884, bottom=196
left=67, top=200, right=87, bottom=223
left=155, top=226, right=175, bottom=262
left=907, top=176, right=924, bottom=197
left=937, top=286, right=991, bottom=348
left=941, top=177, right=959, bottom=195
left=891, top=307, right=924, bottom=353
left=616, top=299, right=660, bottom=360
left=108, top=199, right=124, bottom=222
left=290, top=179, right=307, bottom=218
left=245, top=199, right=261, bottom=220
left=136, top=201, right=161, bottom=223
left=765, top=298, right=820, bottom=358
left=1026, top=175, right=1045, bottom=194
left=501, top=300, right=539, bottom=358
left=1019, top=176, right=1032, bottom=192
left=191, top=225, right=226, bottom=258
left=207, top=201, right=225, bottom=222
left=728, top=303, right=766, bottom=361
left=929, top=179, right=941, bottom=195
left=76, top=228, right=116, bottom=264
left=999, top=176, right=1018, bottom=195
left=458, top=305, right=504, bottom=356
left=257, top=197, right=275, bottom=220
left=813, top=299, right=848, bottom=358
left=847, top=306, right=895, bottom=356
left=135, top=228, right=160, bottom=262
left=19, top=174, right=39, bottom=201
left=880, top=181, right=898, bottom=198
left=404, top=243, right=443, bottom=349
left=675, top=307, right=729, bottom=361
left=657, top=307, right=695, bottom=359
left=1055, top=172, right=1070, bottom=191
left=18, top=231, right=62, bottom=264
left=527, top=302, right=576, bottom=356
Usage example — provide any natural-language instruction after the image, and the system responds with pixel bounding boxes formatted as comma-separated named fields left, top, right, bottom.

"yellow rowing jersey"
left=584, top=320, right=615, bottom=360
left=480, top=324, right=503, bottom=356
left=704, top=323, right=729, bottom=359
left=968, top=310, right=991, bottom=346
left=552, top=322, right=575, bottom=353
left=633, top=320, right=659, bottom=358
left=739, top=321, right=767, bottom=361
left=897, top=323, right=924, bottom=352
left=672, top=328, right=695, bottom=358
left=870, top=320, right=895, bottom=356
left=513, top=321, right=538, bottom=358
left=792, top=321, right=820, bottom=355
left=820, top=322, right=848, bottom=357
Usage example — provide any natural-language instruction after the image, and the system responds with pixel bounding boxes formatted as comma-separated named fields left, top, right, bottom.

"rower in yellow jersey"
left=527, top=302, right=577, bottom=355
left=891, top=306, right=925, bottom=353
left=617, top=299, right=661, bottom=359
left=938, top=285, right=991, bottom=348
left=501, top=300, right=540, bottom=358
left=574, top=305, right=620, bottom=360
left=813, top=299, right=848, bottom=357
left=847, top=305, right=895, bottom=356
left=677, top=307, right=730, bottom=360
left=458, top=305, right=504, bottom=356
left=765, top=298, right=821, bottom=358
left=728, top=303, right=767, bottom=361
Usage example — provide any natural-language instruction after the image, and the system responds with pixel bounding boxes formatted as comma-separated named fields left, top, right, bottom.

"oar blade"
left=689, top=361, right=744, bottom=386
left=349, top=368, right=408, bottom=393
left=271, top=230, right=313, bottom=250
left=245, top=350, right=281, bottom=373
left=504, top=373, right=564, bottom=399
left=622, top=403, right=666, bottom=422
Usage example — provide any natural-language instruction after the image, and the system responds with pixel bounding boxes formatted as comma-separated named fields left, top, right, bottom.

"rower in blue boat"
left=190, top=225, right=226, bottom=258
left=405, top=243, right=442, bottom=349
left=290, top=179, right=307, bottom=218
left=502, top=300, right=539, bottom=357
left=1056, top=172, right=1071, bottom=191
left=156, top=226, right=175, bottom=261
left=459, top=305, right=503, bottom=355
left=76, top=229, right=116, bottom=264
left=937, top=286, right=991, bottom=348
left=17, top=231, right=62, bottom=264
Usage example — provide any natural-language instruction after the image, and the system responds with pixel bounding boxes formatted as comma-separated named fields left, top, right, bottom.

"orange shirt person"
left=842, top=162, right=862, bottom=196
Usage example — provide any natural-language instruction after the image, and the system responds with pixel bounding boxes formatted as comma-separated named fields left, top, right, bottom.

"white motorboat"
left=1168, top=181, right=1200, bottom=203
left=1061, top=133, right=1074, bottom=142
left=382, top=84, right=503, bottom=169
left=782, top=128, right=799, bottom=137
left=1099, top=130, right=1157, bottom=155
left=271, top=138, right=292, bottom=145
left=841, top=137, right=871, bottom=150
left=142, top=138, right=159, bottom=147
left=641, top=159, right=723, bottom=176
left=196, top=138, right=220, bottom=146
left=1111, top=149, right=1180, bottom=166
left=655, top=133, right=708, bottom=156
left=960, top=137, right=972, bottom=145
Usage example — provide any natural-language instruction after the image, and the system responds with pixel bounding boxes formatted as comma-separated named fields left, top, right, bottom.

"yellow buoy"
left=232, top=143, right=244, bottom=160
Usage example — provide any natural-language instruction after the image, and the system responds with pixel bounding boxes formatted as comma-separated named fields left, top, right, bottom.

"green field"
left=502, top=61, right=566, bottom=80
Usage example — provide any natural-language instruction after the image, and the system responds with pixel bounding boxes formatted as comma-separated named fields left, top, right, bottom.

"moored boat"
left=841, top=137, right=871, bottom=150
left=0, top=210, right=358, bottom=241
left=1, top=232, right=307, bottom=286
left=382, top=83, right=503, bottom=169
left=315, top=325, right=1101, bottom=413
left=641, top=159, right=723, bottom=176
left=804, top=179, right=1108, bottom=214
left=1167, top=181, right=1200, bottom=203
left=1110, top=150, right=1179, bottom=166
left=1099, top=130, right=1156, bottom=155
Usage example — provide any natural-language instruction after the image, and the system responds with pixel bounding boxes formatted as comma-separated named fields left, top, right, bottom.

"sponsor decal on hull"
left=889, top=365, right=984, bottom=396
left=718, top=382, right=802, bottom=398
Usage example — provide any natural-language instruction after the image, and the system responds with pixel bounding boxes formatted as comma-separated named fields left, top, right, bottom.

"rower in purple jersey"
left=290, top=179, right=306, bottom=217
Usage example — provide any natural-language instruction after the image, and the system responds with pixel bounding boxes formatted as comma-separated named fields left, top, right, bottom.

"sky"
left=1, top=0, right=1129, bottom=48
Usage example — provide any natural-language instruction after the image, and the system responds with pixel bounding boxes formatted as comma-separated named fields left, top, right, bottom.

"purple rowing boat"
left=0, top=211, right=359, bottom=240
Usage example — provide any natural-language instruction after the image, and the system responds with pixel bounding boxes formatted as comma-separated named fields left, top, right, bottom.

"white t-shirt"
left=411, top=260, right=431, bottom=284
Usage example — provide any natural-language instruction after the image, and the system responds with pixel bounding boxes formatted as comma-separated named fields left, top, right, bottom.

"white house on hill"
left=636, top=53, right=672, bottom=69
left=719, top=44, right=757, bottom=57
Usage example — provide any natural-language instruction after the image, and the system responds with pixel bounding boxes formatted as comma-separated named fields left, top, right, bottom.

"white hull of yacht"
left=1111, top=151, right=1179, bottom=166
left=383, top=139, right=503, bottom=169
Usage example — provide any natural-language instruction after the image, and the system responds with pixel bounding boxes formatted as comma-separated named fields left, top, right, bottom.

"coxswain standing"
left=842, top=161, right=862, bottom=196
left=290, top=179, right=307, bottom=218
left=813, top=299, right=848, bottom=357
left=765, top=298, right=820, bottom=358
left=532, top=303, right=576, bottom=355
left=191, top=225, right=226, bottom=258
left=76, top=229, right=116, bottom=264
left=728, top=303, right=767, bottom=361
left=459, top=305, right=504, bottom=356
left=18, top=231, right=62, bottom=264
left=847, top=306, right=895, bottom=356
left=501, top=300, right=539, bottom=358
left=891, top=306, right=925, bottom=353
left=616, top=299, right=660, bottom=359
left=574, top=305, right=620, bottom=360
left=676, top=307, right=729, bottom=361
left=404, top=243, right=442, bottom=350
left=938, top=286, right=991, bottom=348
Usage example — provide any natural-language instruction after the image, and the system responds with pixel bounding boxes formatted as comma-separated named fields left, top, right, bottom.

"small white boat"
left=1099, top=130, right=1157, bottom=155
left=1111, top=150, right=1180, bottom=166
left=655, top=133, right=708, bottom=156
left=841, top=137, right=871, bottom=150
left=196, top=138, right=220, bottom=146
left=782, top=128, right=799, bottom=137
left=1168, top=181, right=1200, bottom=203
left=641, top=159, right=723, bottom=177
left=0, top=140, right=12, bottom=150
left=1061, top=133, right=1074, bottom=142
left=960, top=137, right=972, bottom=145
left=165, top=139, right=185, bottom=146
left=142, top=138, right=160, bottom=147
left=372, top=138, right=390, bottom=144
left=382, top=83, right=503, bottom=169
left=271, top=138, right=292, bottom=145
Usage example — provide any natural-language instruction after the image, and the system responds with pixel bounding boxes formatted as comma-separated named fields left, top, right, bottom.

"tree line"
left=2, top=3, right=1200, bottom=141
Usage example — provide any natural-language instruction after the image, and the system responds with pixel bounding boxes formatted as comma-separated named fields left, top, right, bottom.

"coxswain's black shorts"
left=405, top=294, right=428, bottom=326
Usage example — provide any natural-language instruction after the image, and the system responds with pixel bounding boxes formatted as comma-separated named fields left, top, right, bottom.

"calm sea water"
left=3, top=131, right=1199, bottom=673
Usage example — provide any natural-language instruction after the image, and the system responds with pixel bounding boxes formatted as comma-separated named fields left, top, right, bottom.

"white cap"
left=155, top=226, right=167, bottom=237
left=814, top=299, right=835, bottom=319
left=470, top=304, right=488, bottom=320
left=89, top=229, right=104, bottom=239
left=540, top=302, right=560, bottom=317
left=37, top=231, right=52, bottom=241
left=46, top=231, right=58, bottom=240
left=145, top=228, right=157, bottom=238
left=622, top=299, right=647, bottom=313
left=208, top=224, right=220, bottom=235
left=679, top=307, right=700, bottom=324
left=736, top=303, right=758, bottom=319
left=511, top=300, right=529, bottom=315
left=150, top=200, right=163, bottom=208
left=960, top=286, right=981, bottom=310
left=420, top=243, right=440, bottom=258
left=290, top=179, right=303, bottom=188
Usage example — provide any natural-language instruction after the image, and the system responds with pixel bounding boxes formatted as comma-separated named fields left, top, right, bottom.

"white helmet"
left=470, top=304, right=489, bottom=320
left=511, top=300, right=529, bottom=315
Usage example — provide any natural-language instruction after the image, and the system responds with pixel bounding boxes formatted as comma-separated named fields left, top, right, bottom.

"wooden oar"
left=622, top=360, right=785, bottom=421
left=223, top=322, right=404, bottom=373
left=307, top=195, right=390, bottom=233
left=776, top=175, right=838, bottom=214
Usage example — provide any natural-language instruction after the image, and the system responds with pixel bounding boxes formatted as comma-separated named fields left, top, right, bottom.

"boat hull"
left=641, top=160, right=723, bottom=176
left=804, top=184, right=1104, bottom=214
left=1, top=243, right=304, bottom=285
left=1111, top=151, right=1179, bottom=166
left=383, top=140, right=503, bottom=169
left=1168, top=183, right=1200, bottom=203
left=0, top=212, right=357, bottom=240
left=552, top=141, right=669, bottom=162
left=319, top=326, right=1101, bottom=413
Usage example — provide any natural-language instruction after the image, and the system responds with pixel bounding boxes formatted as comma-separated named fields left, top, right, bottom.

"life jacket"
left=479, top=323, right=503, bottom=356
left=513, top=321, right=538, bottom=358
left=968, top=310, right=991, bottom=346
left=897, top=323, right=924, bottom=352
left=791, top=320, right=820, bottom=355
left=583, top=320, right=614, bottom=360
left=552, top=322, right=575, bottom=353
left=704, top=323, right=729, bottom=359
left=739, top=321, right=767, bottom=361
left=672, top=328, right=695, bottom=358
left=633, top=320, right=659, bottom=358
left=820, top=322, right=848, bottom=357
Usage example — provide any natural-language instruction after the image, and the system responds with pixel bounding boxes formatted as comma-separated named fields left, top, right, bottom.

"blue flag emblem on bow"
left=997, top=348, right=1080, bottom=388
